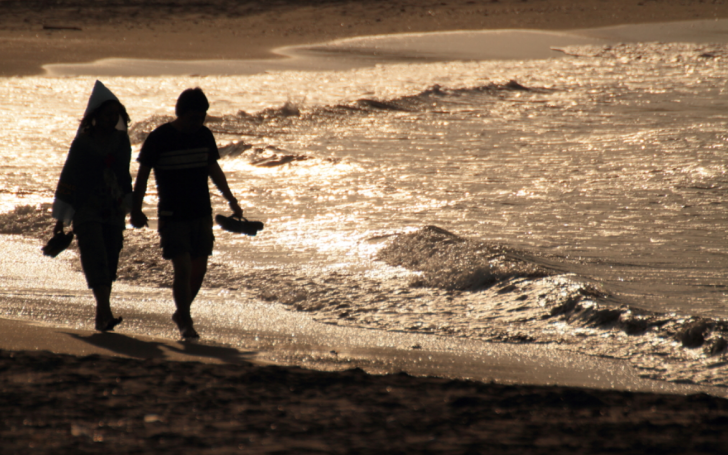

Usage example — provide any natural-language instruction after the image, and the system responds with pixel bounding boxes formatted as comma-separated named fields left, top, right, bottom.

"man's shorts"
left=158, top=216, right=214, bottom=260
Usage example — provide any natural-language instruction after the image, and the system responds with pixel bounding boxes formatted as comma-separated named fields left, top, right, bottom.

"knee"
left=191, top=256, right=208, bottom=275
left=172, top=254, right=192, bottom=278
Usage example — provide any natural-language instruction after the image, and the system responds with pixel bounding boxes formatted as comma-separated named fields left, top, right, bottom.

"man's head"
left=174, top=88, right=209, bottom=132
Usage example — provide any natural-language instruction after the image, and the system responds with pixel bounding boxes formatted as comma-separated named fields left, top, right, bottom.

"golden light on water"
left=1, top=37, right=727, bottom=386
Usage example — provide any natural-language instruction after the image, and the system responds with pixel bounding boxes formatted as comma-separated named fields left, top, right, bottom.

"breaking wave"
left=127, top=79, right=545, bottom=150
left=376, top=226, right=550, bottom=291
left=5, top=40, right=728, bottom=387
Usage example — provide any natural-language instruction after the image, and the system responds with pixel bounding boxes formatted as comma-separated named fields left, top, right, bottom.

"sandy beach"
left=2, top=0, right=728, bottom=76
left=3, top=0, right=728, bottom=453
left=1, top=313, right=728, bottom=452
left=3, top=346, right=728, bottom=454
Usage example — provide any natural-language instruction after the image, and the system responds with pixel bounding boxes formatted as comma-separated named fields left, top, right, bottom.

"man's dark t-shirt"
left=138, top=123, right=220, bottom=220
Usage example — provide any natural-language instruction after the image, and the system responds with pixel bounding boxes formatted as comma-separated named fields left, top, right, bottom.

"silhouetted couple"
left=52, top=81, right=243, bottom=339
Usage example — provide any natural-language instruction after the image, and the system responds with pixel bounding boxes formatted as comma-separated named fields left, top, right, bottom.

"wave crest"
left=376, top=225, right=551, bottom=291
left=128, top=80, right=541, bottom=145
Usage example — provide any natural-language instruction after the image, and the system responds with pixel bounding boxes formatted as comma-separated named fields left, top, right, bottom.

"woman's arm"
left=52, top=138, right=83, bottom=225
left=118, top=132, right=134, bottom=195
left=130, top=164, right=151, bottom=228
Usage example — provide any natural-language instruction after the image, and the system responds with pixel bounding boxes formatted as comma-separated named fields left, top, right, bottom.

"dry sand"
left=4, top=0, right=728, bottom=452
left=2, top=316, right=728, bottom=453
left=3, top=348, right=728, bottom=454
left=2, top=0, right=728, bottom=76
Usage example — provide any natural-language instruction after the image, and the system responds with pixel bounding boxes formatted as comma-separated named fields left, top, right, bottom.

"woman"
left=52, top=81, right=133, bottom=332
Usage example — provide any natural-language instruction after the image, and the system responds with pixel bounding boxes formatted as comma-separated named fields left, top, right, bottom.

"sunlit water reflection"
left=1, top=38, right=727, bottom=386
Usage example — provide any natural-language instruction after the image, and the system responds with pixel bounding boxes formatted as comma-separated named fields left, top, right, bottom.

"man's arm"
left=209, top=161, right=243, bottom=218
left=130, top=164, right=151, bottom=228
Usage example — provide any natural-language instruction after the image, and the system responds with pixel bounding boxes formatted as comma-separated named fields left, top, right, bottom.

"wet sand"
left=2, top=305, right=728, bottom=453
left=4, top=0, right=728, bottom=452
left=2, top=234, right=728, bottom=451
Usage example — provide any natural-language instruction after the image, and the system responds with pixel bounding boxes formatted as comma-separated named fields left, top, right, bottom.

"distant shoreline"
left=1, top=0, right=727, bottom=76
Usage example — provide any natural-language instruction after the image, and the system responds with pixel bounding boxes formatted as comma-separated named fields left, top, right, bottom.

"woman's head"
left=80, top=100, right=130, bottom=134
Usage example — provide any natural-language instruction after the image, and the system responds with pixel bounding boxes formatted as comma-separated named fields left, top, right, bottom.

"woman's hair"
left=79, top=100, right=130, bottom=133
left=175, top=88, right=209, bottom=117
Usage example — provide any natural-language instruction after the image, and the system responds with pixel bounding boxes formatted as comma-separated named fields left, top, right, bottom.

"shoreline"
left=3, top=312, right=726, bottom=398
left=3, top=313, right=728, bottom=453
left=4, top=2, right=728, bottom=451
left=3, top=230, right=728, bottom=449
left=0, top=222, right=726, bottom=398
left=25, top=18, right=728, bottom=77
left=2, top=0, right=728, bottom=76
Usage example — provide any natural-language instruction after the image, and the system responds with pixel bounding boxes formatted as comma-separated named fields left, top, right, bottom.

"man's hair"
left=175, top=88, right=209, bottom=117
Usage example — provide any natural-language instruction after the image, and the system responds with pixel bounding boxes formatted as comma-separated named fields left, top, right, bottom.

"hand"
left=53, top=220, right=65, bottom=235
left=229, top=199, right=244, bottom=218
left=130, top=210, right=148, bottom=228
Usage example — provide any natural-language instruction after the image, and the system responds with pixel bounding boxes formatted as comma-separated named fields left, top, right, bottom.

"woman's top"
left=52, top=130, right=133, bottom=228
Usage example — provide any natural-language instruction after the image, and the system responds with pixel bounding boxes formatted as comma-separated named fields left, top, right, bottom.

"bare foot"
left=172, top=312, right=199, bottom=340
left=95, top=316, right=123, bottom=332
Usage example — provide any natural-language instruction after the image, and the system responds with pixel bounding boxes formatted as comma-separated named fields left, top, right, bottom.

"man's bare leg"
left=172, top=252, right=192, bottom=318
left=171, top=253, right=207, bottom=339
left=190, top=255, right=208, bottom=301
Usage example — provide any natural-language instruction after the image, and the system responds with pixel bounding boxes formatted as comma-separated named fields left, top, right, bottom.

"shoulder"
left=69, top=133, right=93, bottom=153
left=199, top=126, right=218, bottom=147
left=148, top=122, right=175, bottom=139
left=199, top=125, right=215, bottom=139
left=142, top=123, right=174, bottom=150
left=71, top=132, right=91, bottom=146
left=113, top=129, right=131, bottom=144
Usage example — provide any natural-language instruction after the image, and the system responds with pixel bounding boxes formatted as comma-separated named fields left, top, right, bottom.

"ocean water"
left=1, top=32, right=727, bottom=386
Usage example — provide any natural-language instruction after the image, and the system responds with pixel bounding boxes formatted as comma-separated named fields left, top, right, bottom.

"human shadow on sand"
left=65, top=332, right=257, bottom=364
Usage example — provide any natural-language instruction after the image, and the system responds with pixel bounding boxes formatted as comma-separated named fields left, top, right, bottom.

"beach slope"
left=2, top=0, right=728, bottom=76
left=3, top=0, right=728, bottom=452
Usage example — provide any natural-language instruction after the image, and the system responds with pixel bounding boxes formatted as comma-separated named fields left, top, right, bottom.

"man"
left=131, top=88, right=243, bottom=339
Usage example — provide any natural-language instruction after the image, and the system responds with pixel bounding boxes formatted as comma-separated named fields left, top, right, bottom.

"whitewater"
left=0, top=23, right=726, bottom=387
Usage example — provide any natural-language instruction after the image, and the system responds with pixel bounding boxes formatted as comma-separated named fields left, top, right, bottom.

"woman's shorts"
left=74, top=222, right=124, bottom=289
left=158, top=216, right=214, bottom=260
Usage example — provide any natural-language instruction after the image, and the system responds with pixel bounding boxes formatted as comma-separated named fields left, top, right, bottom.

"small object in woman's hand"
left=42, top=231, right=74, bottom=257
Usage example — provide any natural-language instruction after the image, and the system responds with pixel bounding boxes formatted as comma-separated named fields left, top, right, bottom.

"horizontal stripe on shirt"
left=156, top=147, right=210, bottom=170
